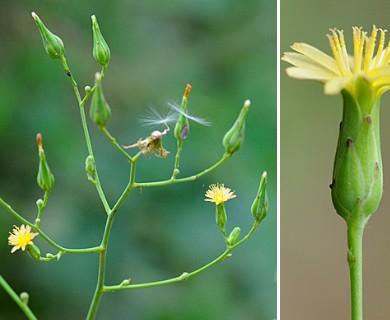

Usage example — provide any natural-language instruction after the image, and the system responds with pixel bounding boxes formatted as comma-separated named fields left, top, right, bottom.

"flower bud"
left=91, top=15, right=110, bottom=66
left=36, top=199, right=44, bottom=210
left=223, top=99, right=250, bottom=155
left=331, top=77, right=383, bottom=220
left=216, top=203, right=227, bottom=234
left=174, top=84, right=192, bottom=140
left=27, top=244, right=41, bottom=260
left=227, top=227, right=241, bottom=246
left=85, top=155, right=95, bottom=176
left=20, top=292, right=29, bottom=305
left=36, top=133, right=55, bottom=192
left=89, top=72, right=111, bottom=127
left=31, top=12, right=65, bottom=60
left=251, top=171, right=268, bottom=222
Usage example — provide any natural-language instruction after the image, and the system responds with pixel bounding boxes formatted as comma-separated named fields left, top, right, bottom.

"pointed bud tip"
left=95, top=72, right=102, bottom=81
left=262, top=171, right=267, bottom=178
left=184, top=84, right=192, bottom=98
left=91, top=15, right=96, bottom=21
left=36, top=133, right=43, bottom=149
left=244, top=99, right=251, bottom=108
left=31, top=12, right=38, bottom=20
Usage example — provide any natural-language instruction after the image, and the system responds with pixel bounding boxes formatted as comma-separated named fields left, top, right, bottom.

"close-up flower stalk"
left=283, top=26, right=390, bottom=320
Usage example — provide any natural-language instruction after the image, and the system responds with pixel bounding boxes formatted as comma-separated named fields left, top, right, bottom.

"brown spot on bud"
left=375, top=161, right=379, bottom=172
left=346, top=138, right=353, bottom=148
left=184, top=83, right=192, bottom=98
left=365, top=115, right=372, bottom=124
left=66, top=71, right=72, bottom=77
left=36, top=133, right=43, bottom=150
left=329, top=179, right=335, bottom=189
left=339, top=121, right=342, bottom=131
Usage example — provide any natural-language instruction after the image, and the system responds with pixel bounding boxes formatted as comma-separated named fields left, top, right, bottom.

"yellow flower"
left=8, top=225, right=39, bottom=253
left=282, top=26, right=390, bottom=97
left=204, top=184, right=236, bottom=205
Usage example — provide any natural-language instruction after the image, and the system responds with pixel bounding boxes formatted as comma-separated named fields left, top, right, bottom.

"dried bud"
left=251, top=171, right=268, bottom=222
left=227, top=227, right=241, bottom=246
left=223, top=99, right=251, bottom=155
left=91, top=15, right=110, bottom=66
left=36, top=133, right=55, bottom=192
left=89, top=72, right=111, bottom=127
left=31, top=12, right=65, bottom=60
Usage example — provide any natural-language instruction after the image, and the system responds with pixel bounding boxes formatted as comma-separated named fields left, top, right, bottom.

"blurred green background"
left=0, top=1, right=276, bottom=319
left=282, top=0, right=390, bottom=319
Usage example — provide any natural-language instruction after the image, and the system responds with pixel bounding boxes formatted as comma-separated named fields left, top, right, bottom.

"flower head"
left=8, top=225, right=39, bottom=253
left=282, top=26, right=390, bottom=97
left=205, top=184, right=236, bottom=205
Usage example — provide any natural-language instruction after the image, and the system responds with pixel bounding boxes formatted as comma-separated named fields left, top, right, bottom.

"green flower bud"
left=31, top=12, right=65, bottom=60
left=227, top=227, right=241, bottom=246
left=85, top=155, right=95, bottom=176
left=174, top=84, right=192, bottom=140
left=91, top=15, right=110, bottom=66
left=331, top=77, right=383, bottom=221
left=251, top=171, right=268, bottom=222
left=223, top=99, right=251, bottom=155
left=20, top=292, right=29, bottom=305
left=216, top=203, right=227, bottom=234
left=36, top=199, right=44, bottom=210
left=89, top=72, right=111, bottom=127
left=27, top=244, right=41, bottom=260
left=36, top=133, right=55, bottom=192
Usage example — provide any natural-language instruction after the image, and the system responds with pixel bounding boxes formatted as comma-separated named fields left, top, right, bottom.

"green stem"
left=87, top=162, right=137, bottom=319
left=35, top=190, right=50, bottom=227
left=104, top=221, right=259, bottom=292
left=136, top=153, right=230, bottom=188
left=0, top=197, right=101, bottom=254
left=101, top=127, right=133, bottom=163
left=59, top=56, right=111, bottom=214
left=171, top=139, right=183, bottom=179
left=0, top=275, right=38, bottom=320
left=347, top=217, right=365, bottom=320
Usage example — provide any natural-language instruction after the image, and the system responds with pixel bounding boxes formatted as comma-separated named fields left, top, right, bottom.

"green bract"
left=89, top=73, right=111, bottom=127
left=331, top=77, right=383, bottom=222
left=251, top=171, right=268, bottom=222
left=36, top=134, right=55, bottom=192
left=227, top=227, right=241, bottom=246
left=32, top=12, right=64, bottom=60
left=223, top=100, right=250, bottom=155
left=91, top=15, right=110, bottom=66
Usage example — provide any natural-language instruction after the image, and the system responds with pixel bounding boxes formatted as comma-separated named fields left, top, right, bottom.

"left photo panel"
left=0, top=1, right=277, bottom=319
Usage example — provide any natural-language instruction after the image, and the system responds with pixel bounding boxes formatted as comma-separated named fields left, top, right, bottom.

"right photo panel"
left=281, top=0, right=390, bottom=319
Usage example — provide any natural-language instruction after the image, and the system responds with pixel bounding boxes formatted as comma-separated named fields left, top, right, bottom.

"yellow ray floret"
left=204, top=184, right=236, bottom=205
left=282, top=26, right=390, bottom=96
left=8, top=224, right=39, bottom=253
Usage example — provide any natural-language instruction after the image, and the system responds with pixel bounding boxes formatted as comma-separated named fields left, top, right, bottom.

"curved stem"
left=104, top=221, right=259, bottom=292
left=0, top=197, right=101, bottom=254
left=135, top=153, right=230, bottom=188
left=0, top=275, right=38, bottom=320
left=347, top=216, right=365, bottom=320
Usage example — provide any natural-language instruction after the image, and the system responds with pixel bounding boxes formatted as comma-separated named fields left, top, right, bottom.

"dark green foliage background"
left=0, top=1, right=276, bottom=319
